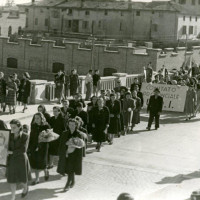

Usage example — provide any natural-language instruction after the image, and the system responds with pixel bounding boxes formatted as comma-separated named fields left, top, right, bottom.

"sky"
left=0, top=0, right=170, bottom=6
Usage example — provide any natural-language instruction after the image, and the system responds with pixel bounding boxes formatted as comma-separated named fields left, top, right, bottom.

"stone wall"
left=0, top=37, right=199, bottom=80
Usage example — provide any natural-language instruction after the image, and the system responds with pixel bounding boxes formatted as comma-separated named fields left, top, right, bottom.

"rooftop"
left=17, top=0, right=200, bottom=15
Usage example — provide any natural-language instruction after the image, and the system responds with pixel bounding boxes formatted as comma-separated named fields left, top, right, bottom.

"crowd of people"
left=2, top=63, right=200, bottom=200
left=4, top=74, right=164, bottom=200
left=144, top=62, right=200, bottom=120
left=0, top=71, right=31, bottom=114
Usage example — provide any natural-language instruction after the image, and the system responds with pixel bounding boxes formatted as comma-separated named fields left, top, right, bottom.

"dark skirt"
left=6, top=153, right=32, bottom=183
left=29, top=143, right=48, bottom=170
left=65, top=149, right=82, bottom=175
left=70, top=85, right=78, bottom=96
left=93, top=128, right=107, bottom=143
left=55, top=84, right=64, bottom=99
left=17, top=92, right=29, bottom=104
left=49, top=139, right=60, bottom=156
left=6, top=90, right=16, bottom=106
left=108, top=117, right=120, bottom=135
left=132, top=110, right=140, bottom=127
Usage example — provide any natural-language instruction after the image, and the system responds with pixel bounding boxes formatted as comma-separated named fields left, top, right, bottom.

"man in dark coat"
left=146, top=88, right=163, bottom=131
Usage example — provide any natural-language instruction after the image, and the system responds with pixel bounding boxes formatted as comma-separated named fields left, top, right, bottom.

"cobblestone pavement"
left=0, top=105, right=200, bottom=200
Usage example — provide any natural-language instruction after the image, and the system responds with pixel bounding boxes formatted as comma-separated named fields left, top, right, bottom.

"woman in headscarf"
left=6, top=119, right=31, bottom=200
left=57, top=118, right=85, bottom=191
left=29, top=112, right=51, bottom=185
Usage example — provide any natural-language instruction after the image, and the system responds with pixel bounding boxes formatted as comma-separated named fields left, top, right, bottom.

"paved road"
left=0, top=106, right=200, bottom=200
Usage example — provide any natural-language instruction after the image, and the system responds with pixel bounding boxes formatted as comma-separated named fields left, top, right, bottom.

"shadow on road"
left=156, top=171, right=200, bottom=184
left=0, top=188, right=63, bottom=200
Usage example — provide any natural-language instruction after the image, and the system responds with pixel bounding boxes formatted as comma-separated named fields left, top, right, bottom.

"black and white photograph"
left=0, top=0, right=200, bottom=200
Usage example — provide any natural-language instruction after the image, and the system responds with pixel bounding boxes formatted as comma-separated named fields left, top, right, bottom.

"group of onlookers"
left=54, top=69, right=101, bottom=104
left=0, top=72, right=31, bottom=114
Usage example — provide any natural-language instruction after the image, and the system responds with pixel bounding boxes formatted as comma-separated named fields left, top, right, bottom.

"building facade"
left=0, top=6, right=26, bottom=36
left=18, top=0, right=200, bottom=43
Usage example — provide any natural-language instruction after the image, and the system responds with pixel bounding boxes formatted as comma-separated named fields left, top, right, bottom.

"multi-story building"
left=0, top=6, right=26, bottom=36
left=18, top=0, right=200, bottom=43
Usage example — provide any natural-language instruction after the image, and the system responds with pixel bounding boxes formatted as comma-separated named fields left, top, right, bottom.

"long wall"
left=0, top=37, right=199, bottom=80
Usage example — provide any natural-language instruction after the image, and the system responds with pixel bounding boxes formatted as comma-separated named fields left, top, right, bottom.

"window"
left=136, top=11, right=140, bottom=16
left=182, top=25, right=187, bottom=34
left=26, top=17, right=28, bottom=28
left=65, top=20, right=72, bottom=28
left=40, top=9, right=43, bottom=13
left=25, top=8, right=29, bottom=13
left=45, top=18, right=48, bottom=26
left=52, top=10, right=59, bottom=18
left=67, top=9, right=72, bottom=15
left=183, top=16, right=185, bottom=21
left=179, top=0, right=186, bottom=4
left=189, top=26, right=193, bottom=34
left=104, top=10, right=108, bottom=16
left=85, top=10, right=90, bottom=15
left=35, top=18, right=38, bottom=25
left=8, top=26, right=12, bottom=36
left=152, top=24, right=158, bottom=32
left=199, top=0, right=200, bottom=4
left=18, top=26, right=22, bottom=35
left=120, top=11, right=124, bottom=16
left=82, top=21, right=88, bottom=29
left=119, top=22, right=123, bottom=31
left=195, top=16, right=198, bottom=21
left=192, top=0, right=195, bottom=5
left=52, top=63, right=64, bottom=73
left=152, top=11, right=155, bottom=14
left=98, top=20, right=102, bottom=28
left=7, top=58, right=18, bottom=69
left=190, top=16, right=192, bottom=21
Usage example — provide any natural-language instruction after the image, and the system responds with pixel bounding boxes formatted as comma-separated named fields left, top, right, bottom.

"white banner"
left=141, top=83, right=188, bottom=112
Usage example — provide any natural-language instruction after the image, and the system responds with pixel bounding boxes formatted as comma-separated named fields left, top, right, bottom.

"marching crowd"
left=1, top=63, right=200, bottom=200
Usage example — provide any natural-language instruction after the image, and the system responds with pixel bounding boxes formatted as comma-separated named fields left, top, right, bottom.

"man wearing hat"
left=146, top=88, right=163, bottom=131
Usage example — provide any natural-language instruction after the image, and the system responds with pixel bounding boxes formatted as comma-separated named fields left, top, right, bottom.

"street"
left=0, top=106, right=200, bottom=200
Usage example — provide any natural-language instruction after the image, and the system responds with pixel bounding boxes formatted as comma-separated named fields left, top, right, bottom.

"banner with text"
left=141, top=83, right=188, bottom=112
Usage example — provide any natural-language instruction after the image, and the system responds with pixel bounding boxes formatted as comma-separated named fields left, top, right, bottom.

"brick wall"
left=0, top=37, right=199, bottom=80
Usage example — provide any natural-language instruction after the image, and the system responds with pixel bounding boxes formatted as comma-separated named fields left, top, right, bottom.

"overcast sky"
left=1, top=0, right=169, bottom=6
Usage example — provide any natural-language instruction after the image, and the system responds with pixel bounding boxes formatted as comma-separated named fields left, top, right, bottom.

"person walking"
left=93, top=69, right=101, bottom=96
left=6, top=75, right=18, bottom=114
left=131, top=90, right=142, bottom=131
left=74, top=102, right=88, bottom=129
left=146, top=88, right=163, bottom=130
left=17, top=72, right=31, bottom=113
left=69, top=69, right=79, bottom=97
left=85, top=70, right=93, bottom=101
left=0, top=72, right=6, bottom=112
left=48, top=107, right=65, bottom=169
left=61, top=99, right=75, bottom=129
left=57, top=118, right=85, bottom=191
left=123, top=92, right=135, bottom=134
left=6, top=119, right=31, bottom=200
left=54, top=70, right=65, bottom=104
left=29, top=113, right=51, bottom=185
left=64, top=72, right=70, bottom=99
left=106, top=93, right=121, bottom=144
left=184, top=85, right=197, bottom=120
left=91, top=97, right=110, bottom=152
